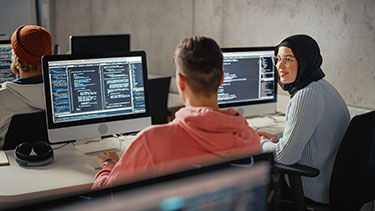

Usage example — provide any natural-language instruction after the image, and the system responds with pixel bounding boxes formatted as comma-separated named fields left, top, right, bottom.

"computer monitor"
left=69, top=34, right=130, bottom=54
left=90, top=162, right=270, bottom=211
left=219, top=47, right=277, bottom=117
left=42, top=51, right=152, bottom=144
left=148, top=76, right=171, bottom=124
left=126, top=163, right=269, bottom=210
left=0, top=40, right=17, bottom=87
left=13, top=153, right=272, bottom=210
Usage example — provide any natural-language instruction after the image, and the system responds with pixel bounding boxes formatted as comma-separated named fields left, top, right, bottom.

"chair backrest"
left=329, top=110, right=375, bottom=211
left=3, top=111, right=49, bottom=150
left=148, top=77, right=171, bottom=125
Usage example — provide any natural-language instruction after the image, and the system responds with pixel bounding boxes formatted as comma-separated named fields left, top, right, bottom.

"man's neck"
left=184, top=94, right=219, bottom=109
left=19, top=71, right=41, bottom=78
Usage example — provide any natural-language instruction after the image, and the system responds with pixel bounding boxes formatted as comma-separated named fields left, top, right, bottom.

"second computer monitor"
left=148, top=76, right=171, bottom=125
left=42, top=51, right=151, bottom=144
left=70, top=34, right=130, bottom=55
left=219, top=47, right=277, bottom=117
left=0, top=40, right=17, bottom=87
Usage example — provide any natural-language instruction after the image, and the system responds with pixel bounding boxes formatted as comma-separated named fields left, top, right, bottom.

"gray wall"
left=52, top=0, right=375, bottom=110
left=0, top=0, right=37, bottom=39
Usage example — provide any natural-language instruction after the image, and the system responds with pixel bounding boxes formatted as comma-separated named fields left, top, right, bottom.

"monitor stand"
left=74, top=136, right=121, bottom=154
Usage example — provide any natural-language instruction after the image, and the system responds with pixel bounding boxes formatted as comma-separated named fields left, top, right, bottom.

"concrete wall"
left=0, top=0, right=37, bottom=38
left=52, top=0, right=375, bottom=110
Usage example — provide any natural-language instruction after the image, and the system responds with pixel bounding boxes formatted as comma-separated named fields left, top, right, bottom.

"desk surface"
left=0, top=144, right=95, bottom=204
left=0, top=136, right=134, bottom=206
left=0, top=115, right=284, bottom=207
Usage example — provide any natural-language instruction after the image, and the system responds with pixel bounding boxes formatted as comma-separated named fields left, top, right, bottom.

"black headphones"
left=15, top=141, right=54, bottom=167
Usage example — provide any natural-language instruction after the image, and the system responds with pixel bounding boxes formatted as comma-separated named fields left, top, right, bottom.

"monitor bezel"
left=219, top=46, right=277, bottom=109
left=69, top=34, right=131, bottom=54
left=42, top=51, right=151, bottom=131
left=0, top=40, right=11, bottom=45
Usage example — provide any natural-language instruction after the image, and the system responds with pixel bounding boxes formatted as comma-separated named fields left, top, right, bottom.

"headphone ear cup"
left=33, top=141, right=49, bottom=155
left=17, top=142, right=32, bottom=155
left=33, top=141, right=54, bottom=162
left=15, top=142, right=33, bottom=166
left=16, top=142, right=33, bottom=161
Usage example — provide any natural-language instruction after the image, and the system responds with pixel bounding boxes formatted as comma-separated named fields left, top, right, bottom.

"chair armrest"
left=273, top=162, right=319, bottom=177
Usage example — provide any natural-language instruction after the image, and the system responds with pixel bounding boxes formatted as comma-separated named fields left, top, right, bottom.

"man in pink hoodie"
left=92, top=36, right=261, bottom=190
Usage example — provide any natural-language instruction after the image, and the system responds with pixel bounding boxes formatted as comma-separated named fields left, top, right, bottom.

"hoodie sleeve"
left=92, top=134, right=155, bottom=190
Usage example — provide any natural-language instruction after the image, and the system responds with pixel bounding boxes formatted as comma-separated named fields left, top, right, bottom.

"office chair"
left=329, top=110, right=375, bottom=211
left=3, top=111, right=49, bottom=150
left=271, top=162, right=320, bottom=211
left=229, top=153, right=318, bottom=210
left=148, top=76, right=171, bottom=125
left=271, top=110, right=375, bottom=211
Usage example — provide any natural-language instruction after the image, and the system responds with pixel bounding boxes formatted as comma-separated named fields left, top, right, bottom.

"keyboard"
left=74, top=138, right=121, bottom=154
left=78, top=135, right=137, bottom=169
left=247, top=115, right=285, bottom=134
left=247, top=116, right=277, bottom=129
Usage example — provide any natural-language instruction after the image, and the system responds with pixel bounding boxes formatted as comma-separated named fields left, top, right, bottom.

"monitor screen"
left=0, top=40, right=17, bottom=87
left=42, top=51, right=151, bottom=144
left=219, top=47, right=277, bottom=117
left=70, top=34, right=130, bottom=54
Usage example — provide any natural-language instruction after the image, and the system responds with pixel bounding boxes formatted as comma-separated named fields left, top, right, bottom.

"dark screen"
left=70, top=34, right=130, bottom=54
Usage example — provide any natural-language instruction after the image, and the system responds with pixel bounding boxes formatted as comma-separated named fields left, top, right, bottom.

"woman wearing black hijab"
left=258, top=34, right=350, bottom=204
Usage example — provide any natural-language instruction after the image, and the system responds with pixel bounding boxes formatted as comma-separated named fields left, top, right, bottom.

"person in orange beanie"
left=0, top=25, right=52, bottom=148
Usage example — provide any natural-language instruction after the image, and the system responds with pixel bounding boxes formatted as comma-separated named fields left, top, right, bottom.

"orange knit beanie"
left=11, top=25, right=52, bottom=67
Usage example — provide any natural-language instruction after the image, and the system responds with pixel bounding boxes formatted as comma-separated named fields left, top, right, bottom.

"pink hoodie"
left=92, top=106, right=260, bottom=190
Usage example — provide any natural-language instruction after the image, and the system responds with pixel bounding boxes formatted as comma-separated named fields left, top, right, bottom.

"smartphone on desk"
left=0, top=151, right=9, bottom=166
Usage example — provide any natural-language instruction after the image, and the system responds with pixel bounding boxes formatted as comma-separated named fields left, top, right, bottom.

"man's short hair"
left=175, top=36, right=223, bottom=97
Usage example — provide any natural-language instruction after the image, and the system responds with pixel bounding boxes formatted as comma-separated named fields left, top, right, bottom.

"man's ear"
left=219, top=71, right=224, bottom=86
left=177, top=72, right=185, bottom=91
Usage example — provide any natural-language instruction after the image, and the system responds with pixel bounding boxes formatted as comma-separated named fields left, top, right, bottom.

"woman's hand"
left=97, top=151, right=120, bottom=168
left=257, top=131, right=279, bottom=143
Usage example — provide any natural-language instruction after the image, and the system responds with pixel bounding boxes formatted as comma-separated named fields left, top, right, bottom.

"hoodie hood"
left=173, top=106, right=260, bottom=158
left=2, top=81, right=45, bottom=109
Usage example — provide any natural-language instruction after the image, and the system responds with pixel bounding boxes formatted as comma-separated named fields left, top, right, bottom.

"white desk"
left=0, top=136, right=134, bottom=207
left=0, top=116, right=284, bottom=208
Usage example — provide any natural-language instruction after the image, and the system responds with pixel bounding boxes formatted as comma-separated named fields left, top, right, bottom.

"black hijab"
left=275, top=34, right=325, bottom=97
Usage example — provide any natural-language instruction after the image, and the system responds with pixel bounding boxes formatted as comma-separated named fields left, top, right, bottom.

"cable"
left=80, top=139, right=102, bottom=144
left=52, top=142, right=72, bottom=150
left=117, top=134, right=137, bottom=149
left=266, top=115, right=277, bottom=122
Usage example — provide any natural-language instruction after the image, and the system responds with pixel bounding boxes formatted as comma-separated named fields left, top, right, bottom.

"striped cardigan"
left=261, top=79, right=350, bottom=204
